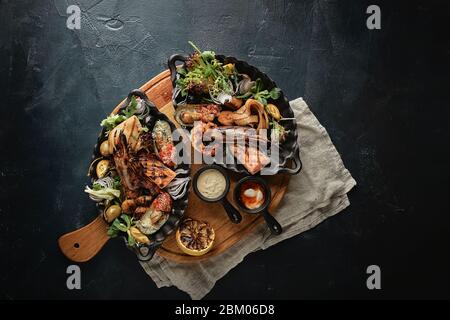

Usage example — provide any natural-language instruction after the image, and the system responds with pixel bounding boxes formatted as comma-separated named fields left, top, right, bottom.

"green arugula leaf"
left=253, top=78, right=263, bottom=93
left=123, top=96, right=138, bottom=118
left=121, top=214, right=132, bottom=229
left=100, top=96, right=143, bottom=132
left=92, top=183, right=102, bottom=191
left=257, top=96, right=267, bottom=105
left=248, top=79, right=281, bottom=105
left=108, top=214, right=134, bottom=241
left=100, top=114, right=127, bottom=131
left=201, top=50, right=215, bottom=62
left=113, top=176, right=121, bottom=190
left=107, top=214, right=136, bottom=243
left=107, top=226, right=120, bottom=238
left=236, top=92, right=252, bottom=99
left=127, top=234, right=136, bottom=247
left=112, top=219, right=128, bottom=232
left=269, top=87, right=281, bottom=100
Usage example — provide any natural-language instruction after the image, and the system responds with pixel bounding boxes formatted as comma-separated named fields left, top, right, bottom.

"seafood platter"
left=58, top=43, right=302, bottom=263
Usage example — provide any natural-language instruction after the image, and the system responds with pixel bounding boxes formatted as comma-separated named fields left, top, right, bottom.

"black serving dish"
left=90, top=89, right=191, bottom=261
left=168, top=53, right=302, bottom=176
left=234, top=176, right=282, bottom=235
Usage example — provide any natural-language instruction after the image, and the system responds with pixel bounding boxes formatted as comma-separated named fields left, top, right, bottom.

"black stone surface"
left=0, top=0, right=449, bottom=299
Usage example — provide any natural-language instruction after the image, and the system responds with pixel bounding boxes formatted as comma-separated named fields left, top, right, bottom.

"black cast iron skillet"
left=192, top=164, right=242, bottom=224
left=91, top=89, right=191, bottom=261
left=168, top=53, right=302, bottom=176
left=234, top=176, right=282, bottom=235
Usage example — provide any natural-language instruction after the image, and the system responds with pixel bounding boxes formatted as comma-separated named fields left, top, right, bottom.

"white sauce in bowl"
left=196, top=169, right=227, bottom=200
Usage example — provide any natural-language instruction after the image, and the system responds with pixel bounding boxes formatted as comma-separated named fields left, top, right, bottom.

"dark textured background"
left=1, top=0, right=449, bottom=299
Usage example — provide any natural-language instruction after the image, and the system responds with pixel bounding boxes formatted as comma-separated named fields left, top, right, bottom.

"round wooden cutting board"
left=118, top=70, right=292, bottom=263
left=58, top=69, right=292, bottom=263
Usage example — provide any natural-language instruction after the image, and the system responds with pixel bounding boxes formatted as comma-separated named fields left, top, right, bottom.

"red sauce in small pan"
left=239, top=181, right=266, bottom=210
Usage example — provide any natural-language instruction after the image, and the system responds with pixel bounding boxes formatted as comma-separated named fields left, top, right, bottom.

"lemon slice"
left=176, top=218, right=215, bottom=256
left=96, top=159, right=110, bottom=178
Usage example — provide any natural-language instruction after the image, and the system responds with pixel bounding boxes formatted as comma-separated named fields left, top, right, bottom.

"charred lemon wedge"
left=96, top=159, right=110, bottom=178
left=176, top=218, right=215, bottom=256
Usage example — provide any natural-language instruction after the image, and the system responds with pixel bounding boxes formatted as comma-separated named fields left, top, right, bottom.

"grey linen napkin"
left=140, top=98, right=356, bottom=299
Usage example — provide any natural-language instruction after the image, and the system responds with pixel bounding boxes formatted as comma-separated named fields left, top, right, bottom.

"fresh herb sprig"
left=100, top=114, right=127, bottom=131
left=100, top=96, right=139, bottom=131
left=122, top=96, right=138, bottom=118
left=238, top=78, right=281, bottom=105
left=107, top=214, right=136, bottom=246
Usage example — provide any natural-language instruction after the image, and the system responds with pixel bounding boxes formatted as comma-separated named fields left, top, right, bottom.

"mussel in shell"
left=237, top=74, right=255, bottom=95
left=174, top=105, right=202, bottom=127
left=174, top=104, right=221, bottom=127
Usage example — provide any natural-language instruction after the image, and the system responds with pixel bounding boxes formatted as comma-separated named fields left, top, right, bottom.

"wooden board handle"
left=58, top=216, right=110, bottom=263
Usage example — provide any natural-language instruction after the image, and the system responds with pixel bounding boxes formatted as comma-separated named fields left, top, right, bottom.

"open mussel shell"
left=237, top=74, right=255, bottom=95
left=173, top=105, right=199, bottom=127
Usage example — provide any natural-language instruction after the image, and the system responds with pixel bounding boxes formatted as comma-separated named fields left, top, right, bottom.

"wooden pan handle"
left=58, top=215, right=110, bottom=263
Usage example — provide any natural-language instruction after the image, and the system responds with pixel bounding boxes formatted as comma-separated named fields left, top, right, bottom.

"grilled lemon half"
left=176, top=218, right=215, bottom=256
